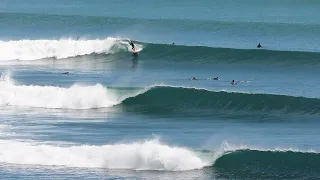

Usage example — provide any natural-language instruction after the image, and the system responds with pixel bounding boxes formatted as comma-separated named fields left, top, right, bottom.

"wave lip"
left=0, top=139, right=207, bottom=171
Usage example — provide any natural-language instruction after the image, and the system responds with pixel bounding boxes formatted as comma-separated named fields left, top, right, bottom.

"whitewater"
left=0, top=72, right=151, bottom=109
left=0, top=139, right=208, bottom=171
left=0, top=38, right=144, bottom=61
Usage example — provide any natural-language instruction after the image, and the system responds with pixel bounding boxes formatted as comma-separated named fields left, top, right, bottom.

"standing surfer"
left=129, top=40, right=135, bottom=51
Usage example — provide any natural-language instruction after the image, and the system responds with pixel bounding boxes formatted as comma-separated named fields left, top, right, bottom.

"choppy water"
left=1, top=0, right=320, bottom=179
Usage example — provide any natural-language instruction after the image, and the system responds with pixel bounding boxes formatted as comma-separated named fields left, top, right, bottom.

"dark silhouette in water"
left=62, top=72, right=70, bottom=75
left=257, top=43, right=262, bottom=48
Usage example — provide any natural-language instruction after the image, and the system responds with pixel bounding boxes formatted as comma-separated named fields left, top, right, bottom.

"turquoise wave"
left=117, top=86, right=320, bottom=117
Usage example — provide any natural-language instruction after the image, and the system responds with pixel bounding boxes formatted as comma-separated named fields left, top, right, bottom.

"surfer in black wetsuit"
left=129, top=40, right=135, bottom=50
left=257, top=43, right=262, bottom=48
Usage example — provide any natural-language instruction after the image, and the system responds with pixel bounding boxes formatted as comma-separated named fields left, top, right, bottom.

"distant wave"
left=138, top=43, right=320, bottom=66
left=0, top=37, right=319, bottom=66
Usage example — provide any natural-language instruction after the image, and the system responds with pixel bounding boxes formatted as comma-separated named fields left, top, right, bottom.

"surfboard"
left=132, top=49, right=138, bottom=54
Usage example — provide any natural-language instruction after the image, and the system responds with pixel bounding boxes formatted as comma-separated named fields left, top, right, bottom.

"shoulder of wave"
left=196, top=141, right=319, bottom=166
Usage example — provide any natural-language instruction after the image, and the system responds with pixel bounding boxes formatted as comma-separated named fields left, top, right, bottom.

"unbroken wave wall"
left=119, top=86, right=320, bottom=116
left=213, top=149, right=320, bottom=179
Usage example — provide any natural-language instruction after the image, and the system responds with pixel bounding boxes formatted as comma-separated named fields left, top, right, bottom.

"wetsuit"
left=130, top=41, right=135, bottom=50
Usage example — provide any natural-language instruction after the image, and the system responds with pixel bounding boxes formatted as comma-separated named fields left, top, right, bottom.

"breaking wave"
left=0, top=139, right=207, bottom=171
left=0, top=37, right=143, bottom=61
left=0, top=72, right=144, bottom=109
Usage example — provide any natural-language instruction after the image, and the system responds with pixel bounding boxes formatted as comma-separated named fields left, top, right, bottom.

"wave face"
left=139, top=43, right=320, bottom=66
left=0, top=72, right=143, bottom=109
left=213, top=149, right=320, bottom=179
left=119, top=86, right=320, bottom=117
left=0, top=139, right=207, bottom=171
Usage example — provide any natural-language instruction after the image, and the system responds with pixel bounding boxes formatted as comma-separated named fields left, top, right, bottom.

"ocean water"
left=1, top=0, right=320, bottom=179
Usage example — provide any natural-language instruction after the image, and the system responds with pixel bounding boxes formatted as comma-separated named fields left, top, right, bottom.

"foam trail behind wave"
left=0, top=72, right=144, bottom=109
left=0, top=37, right=125, bottom=60
left=0, top=139, right=207, bottom=171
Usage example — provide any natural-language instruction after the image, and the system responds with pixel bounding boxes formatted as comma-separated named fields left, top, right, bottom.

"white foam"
left=0, top=72, right=144, bottom=109
left=0, top=125, right=16, bottom=137
left=0, top=37, right=135, bottom=61
left=0, top=139, right=208, bottom=171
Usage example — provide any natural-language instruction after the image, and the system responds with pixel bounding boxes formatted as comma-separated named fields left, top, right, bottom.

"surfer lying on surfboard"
left=231, top=80, right=237, bottom=85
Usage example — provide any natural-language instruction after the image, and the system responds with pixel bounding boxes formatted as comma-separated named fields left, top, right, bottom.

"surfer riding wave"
left=129, top=40, right=135, bottom=51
